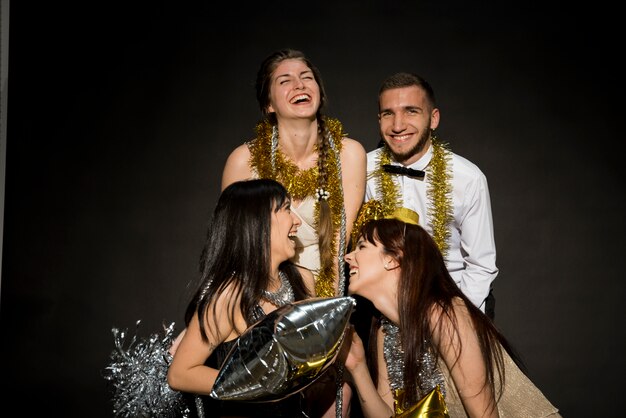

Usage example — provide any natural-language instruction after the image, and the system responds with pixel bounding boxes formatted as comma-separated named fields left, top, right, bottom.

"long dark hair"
left=184, top=179, right=310, bottom=342
left=255, top=49, right=337, bottom=291
left=359, top=218, right=521, bottom=412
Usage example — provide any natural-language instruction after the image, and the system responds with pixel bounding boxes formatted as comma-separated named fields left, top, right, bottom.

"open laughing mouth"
left=291, top=94, right=310, bottom=104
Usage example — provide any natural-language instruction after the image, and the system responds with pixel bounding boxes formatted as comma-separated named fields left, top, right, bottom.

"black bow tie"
left=382, top=164, right=425, bottom=178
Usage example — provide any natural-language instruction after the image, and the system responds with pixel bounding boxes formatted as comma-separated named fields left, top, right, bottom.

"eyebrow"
left=380, top=104, right=422, bottom=113
left=275, top=69, right=314, bottom=80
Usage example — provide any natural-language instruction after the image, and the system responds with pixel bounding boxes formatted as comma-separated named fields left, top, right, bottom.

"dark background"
left=2, top=1, right=624, bottom=417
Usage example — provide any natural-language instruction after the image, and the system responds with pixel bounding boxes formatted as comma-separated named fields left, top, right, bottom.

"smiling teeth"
left=291, top=94, right=308, bottom=103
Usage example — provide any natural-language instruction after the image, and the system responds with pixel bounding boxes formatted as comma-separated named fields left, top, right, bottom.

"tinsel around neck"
left=352, top=137, right=453, bottom=260
left=248, top=118, right=346, bottom=297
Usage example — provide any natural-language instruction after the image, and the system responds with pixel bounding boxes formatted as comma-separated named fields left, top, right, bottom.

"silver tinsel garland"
left=102, top=320, right=192, bottom=417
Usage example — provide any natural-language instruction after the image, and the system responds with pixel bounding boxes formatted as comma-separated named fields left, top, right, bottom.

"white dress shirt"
left=365, top=144, right=498, bottom=311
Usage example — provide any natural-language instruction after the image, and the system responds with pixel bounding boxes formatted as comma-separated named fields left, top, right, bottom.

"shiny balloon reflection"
left=210, top=296, right=356, bottom=402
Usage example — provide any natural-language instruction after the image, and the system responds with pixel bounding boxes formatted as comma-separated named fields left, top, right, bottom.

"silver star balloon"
left=210, top=296, right=356, bottom=402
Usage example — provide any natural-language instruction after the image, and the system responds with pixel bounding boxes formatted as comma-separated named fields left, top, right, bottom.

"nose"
left=344, top=250, right=354, bottom=263
left=392, top=114, right=406, bottom=132
left=291, top=211, right=302, bottom=227
left=295, top=77, right=305, bottom=89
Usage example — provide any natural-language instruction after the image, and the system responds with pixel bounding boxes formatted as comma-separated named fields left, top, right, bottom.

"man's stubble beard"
left=385, top=127, right=430, bottom=165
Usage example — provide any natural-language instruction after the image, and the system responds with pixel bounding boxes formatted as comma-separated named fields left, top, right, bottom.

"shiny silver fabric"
left=381, top=317, right=447, bottom=402
left=210, top=296, right=356, bottom=402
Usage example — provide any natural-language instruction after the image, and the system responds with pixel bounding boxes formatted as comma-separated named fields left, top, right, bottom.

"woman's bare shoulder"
left=340, top=137, right=367, bottom=170
left=225, top=142, right=252, bottom=162
left=222, top=142, right=255, bottom=189
left=341, top=137, right=367, bottom=153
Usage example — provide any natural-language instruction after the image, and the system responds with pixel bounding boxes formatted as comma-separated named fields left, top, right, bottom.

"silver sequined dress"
left=381, top=317, right=446, bottom=403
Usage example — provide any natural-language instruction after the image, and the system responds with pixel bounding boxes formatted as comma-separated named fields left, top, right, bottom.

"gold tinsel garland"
left=426, top=136, right=453, bottom=259
left=248, top=118, right=345, bottom=297
left=352, top=137, right=453, bottom=259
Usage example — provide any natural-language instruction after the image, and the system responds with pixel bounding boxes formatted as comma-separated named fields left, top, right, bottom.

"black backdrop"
left=2, top=1, right=624, bottom=417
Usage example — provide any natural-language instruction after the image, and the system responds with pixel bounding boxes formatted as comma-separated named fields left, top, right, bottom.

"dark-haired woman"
left=167, top=179, right=312, bottom=417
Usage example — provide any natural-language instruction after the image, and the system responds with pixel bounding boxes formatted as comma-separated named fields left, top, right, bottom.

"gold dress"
left=439, top=350, right=562, bottom=417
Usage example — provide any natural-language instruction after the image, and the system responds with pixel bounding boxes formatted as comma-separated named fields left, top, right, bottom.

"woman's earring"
left=384, top=263, right=389, bottom=270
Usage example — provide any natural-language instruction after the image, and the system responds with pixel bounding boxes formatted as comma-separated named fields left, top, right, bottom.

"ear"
left=430, top=108, right=440, bottom=130
left=267, top=104, right=275, bottom=114
left=384, top=258, right=400, bottom=271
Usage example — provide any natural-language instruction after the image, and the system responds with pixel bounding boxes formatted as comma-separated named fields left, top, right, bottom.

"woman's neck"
left=375, top=297, right=399, bottom=325
left=269, top=263, right=280, bottom=282
left=277, top=119, right=319, bottom=165
left=372, top=277, right=400, bottom=324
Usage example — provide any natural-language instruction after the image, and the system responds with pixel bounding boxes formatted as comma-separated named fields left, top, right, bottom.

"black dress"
left=188, top=305, right=309, bottom=418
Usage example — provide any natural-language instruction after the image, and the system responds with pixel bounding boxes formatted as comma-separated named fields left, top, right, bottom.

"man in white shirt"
left=361, top=72, right=497, bottom=318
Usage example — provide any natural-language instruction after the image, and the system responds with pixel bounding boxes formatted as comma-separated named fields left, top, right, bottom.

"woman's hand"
left=344, top=327, right=366, bottom=374
left=169, top=328, right=187, bottom=356
left=342, top=327, right=395, bottom=418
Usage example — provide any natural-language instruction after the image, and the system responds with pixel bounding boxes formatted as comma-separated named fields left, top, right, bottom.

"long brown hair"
left=359, top=218, right=522, bottom=411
